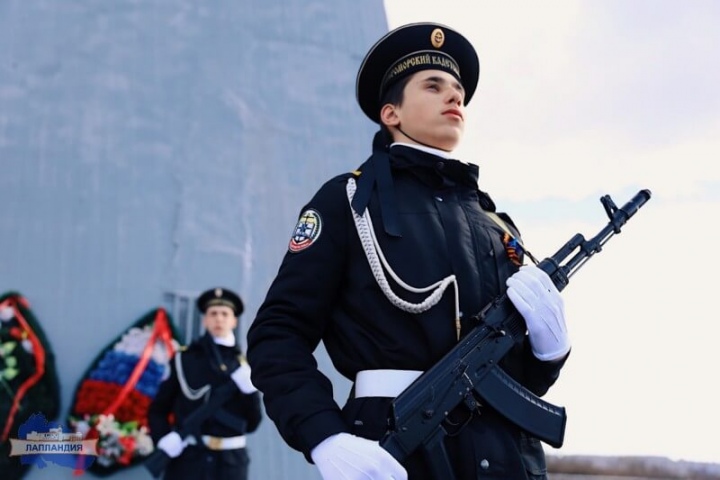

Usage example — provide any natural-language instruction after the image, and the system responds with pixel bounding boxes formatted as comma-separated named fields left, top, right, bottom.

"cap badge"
left=431, top=28, right=445, bottom=49
left=214, top=288, right=223, bottom=298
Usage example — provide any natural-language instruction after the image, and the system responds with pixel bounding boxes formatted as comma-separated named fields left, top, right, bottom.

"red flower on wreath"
left=118, top=435, right=136, bottom=465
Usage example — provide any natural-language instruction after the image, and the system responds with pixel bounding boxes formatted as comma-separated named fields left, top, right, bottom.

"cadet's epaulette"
left=179, top=345, right=188, bottom=352
left=238, top=354, right=248, bottom=365
left=351, top=170, right=362, bottom=177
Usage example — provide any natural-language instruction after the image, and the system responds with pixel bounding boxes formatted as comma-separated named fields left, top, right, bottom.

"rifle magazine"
left=474, top=365, right=566, bottom=448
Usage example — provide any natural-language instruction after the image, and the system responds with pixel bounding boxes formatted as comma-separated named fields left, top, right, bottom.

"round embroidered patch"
left=288, top=209, right=322, bottom=253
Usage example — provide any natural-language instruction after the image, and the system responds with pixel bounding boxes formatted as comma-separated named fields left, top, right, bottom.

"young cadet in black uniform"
left=247, top=22, right=570, bottom=480
left=148, top=288, right=262, bottom=480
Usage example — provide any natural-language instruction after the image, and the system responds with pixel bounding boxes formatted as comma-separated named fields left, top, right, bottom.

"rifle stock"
left=144, top=449, right=171, bottom=479
left=380, top=189, right=652, bottom=474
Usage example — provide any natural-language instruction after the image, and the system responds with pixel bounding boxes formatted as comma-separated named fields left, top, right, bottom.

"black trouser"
left=401, top=412, right=549, bottom=480
left=164, top=445, right=249, bottom=480
left=342, top=397, right=548, bottom=480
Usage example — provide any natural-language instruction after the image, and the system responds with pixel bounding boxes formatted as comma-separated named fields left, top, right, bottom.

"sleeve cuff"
left=294, top=409, right=349, bottom=462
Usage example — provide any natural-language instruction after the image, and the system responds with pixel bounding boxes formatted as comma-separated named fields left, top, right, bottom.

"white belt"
left=200, top=435, right=247, bottom=450
left=354, top=369, right=423, bottom=398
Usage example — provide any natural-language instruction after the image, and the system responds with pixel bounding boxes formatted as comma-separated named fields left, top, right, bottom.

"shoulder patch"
left=288, top=209, right=323, bottom=253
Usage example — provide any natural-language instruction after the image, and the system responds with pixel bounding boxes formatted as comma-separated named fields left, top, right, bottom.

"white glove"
left=157, top=431, right=187, bottom=458
left=506, top=265, right=570, bottom=361
left=231, top=363, right=258, bottom=394
left=310, top=433, right=407, bottom=480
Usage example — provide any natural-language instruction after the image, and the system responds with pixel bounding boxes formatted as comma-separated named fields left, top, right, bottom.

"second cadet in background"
left=148, top=287, right=262, bottom=480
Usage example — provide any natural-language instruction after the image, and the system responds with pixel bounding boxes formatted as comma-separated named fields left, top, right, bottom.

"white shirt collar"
left=391, top=142, right=453, bottom=159
left=212, top=332, right=236, bottom=347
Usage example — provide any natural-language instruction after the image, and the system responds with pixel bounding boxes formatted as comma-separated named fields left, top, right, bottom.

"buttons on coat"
left=480, top=459, right=490, bottom=469
left=434, top=163, right=444, bottom=203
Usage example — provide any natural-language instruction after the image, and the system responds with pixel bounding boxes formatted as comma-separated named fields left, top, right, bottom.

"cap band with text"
left=381, top=50, right=460, bottom=97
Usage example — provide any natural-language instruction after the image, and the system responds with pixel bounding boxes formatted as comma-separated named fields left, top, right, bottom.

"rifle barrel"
left=555, top=189, right=652, bottom=280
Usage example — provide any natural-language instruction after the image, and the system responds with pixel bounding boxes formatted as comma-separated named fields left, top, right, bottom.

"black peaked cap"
left=356, top=22, right=480, bottom=123
left=196, top=287, right=244, bottom=316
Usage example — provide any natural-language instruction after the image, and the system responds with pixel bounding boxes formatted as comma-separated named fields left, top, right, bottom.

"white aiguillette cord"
left=175, top=352, right=211, bottom=401
left=346, top=178, right=463, bottom=340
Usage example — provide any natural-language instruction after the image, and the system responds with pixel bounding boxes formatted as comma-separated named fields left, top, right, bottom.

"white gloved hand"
left=231, top=363, right=258, bottom=394
left=157, top=431, right=187, bottom=458
left=506, top=265, right=570, bottom=361
left=311, top=433, right=408, bottom=480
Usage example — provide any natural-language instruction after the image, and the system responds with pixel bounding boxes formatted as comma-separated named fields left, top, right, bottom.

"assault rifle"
left=380, top=189, right=652, bottom=479
left=144, top=381, right=240, bottom=478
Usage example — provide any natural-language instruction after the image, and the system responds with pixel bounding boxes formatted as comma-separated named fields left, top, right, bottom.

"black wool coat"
left=247, top=145, right=566, bottom=480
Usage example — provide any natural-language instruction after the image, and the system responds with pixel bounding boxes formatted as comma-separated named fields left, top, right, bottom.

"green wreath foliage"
left=0, top=291, right=61, bottom=480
